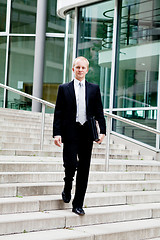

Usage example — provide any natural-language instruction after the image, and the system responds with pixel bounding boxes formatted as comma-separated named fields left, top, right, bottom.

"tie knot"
left=79, top=82, right=83, bottom=87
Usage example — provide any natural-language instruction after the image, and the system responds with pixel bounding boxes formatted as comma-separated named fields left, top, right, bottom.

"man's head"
left=72, top=56, right=89, bottom=81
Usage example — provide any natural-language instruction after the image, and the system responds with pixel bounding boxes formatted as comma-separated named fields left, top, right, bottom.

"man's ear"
left=72, top=67, right=74, bottom=72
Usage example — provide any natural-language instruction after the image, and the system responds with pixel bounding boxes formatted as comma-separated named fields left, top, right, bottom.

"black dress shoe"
left=72, top=207, right=85, bottom=216
left=62, top=191, right=71, bottom=203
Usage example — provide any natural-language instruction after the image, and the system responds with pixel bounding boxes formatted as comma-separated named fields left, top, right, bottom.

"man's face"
left=72, top=59, right=88, bottom=81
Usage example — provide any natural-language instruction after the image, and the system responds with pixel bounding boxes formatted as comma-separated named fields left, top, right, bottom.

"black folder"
left=90, top=117, right=99, bottom=142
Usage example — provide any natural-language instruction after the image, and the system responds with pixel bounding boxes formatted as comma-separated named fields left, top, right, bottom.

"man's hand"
left=97, top=134, right=105, bottom=144
left=54, top=136, right=62, bottom=147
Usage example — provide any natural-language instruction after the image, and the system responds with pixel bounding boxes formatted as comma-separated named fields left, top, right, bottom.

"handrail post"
left=105, top=116, right=111, bottom=171
left=40, top=104, right=45, bottom=150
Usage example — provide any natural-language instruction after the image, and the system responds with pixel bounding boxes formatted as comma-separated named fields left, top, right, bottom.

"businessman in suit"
left=53, top=56, right=106, bottom=215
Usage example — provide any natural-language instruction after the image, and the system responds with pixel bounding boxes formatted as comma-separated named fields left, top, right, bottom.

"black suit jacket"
left=53, top=80, right=106, bottom=142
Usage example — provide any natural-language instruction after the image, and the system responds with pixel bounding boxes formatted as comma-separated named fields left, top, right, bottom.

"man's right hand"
left=54, top=136, right=62, bottom=147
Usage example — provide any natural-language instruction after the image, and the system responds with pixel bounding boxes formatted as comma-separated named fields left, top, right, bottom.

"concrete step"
left=0, top=161, right=64, bottom=172
left=0, top=136, right=41, bottom=144
left=0, top=108, right=53, bottom=121
left=0, top=203, right=160, bottom=235
left=0, top=149, right=103, bottom=159
left=68, top=218, right=160, bottom=240
left=0, top=118, right=52, bottom=127
left=0, top=149, right=154, bottom=161
left=0, top=192, right=126, bottom=215
left=0, top=157, right=160, bottom=172
left=147, top=239, right=160, bottom=240
left=0, top=155, right=62, bottom=162
left=0, top=149, right=104, bottom=158
left=0, top=107, right=41, bottom=117
left=1, top=171, right=160, bottom=183
left=0, top=137, right=122, bottom=151
left=0, top=131, right=53, bottom=141
left=1, top=191, right=160, bottom=215
left=0, top=126, right=51, bottom=135
left=109, top=153, right=154, bottom=160
left=1, top=143, right=42, bottom=151
left=0, top=142, right=139, bottom=154
left=0, top=138, right=127, bottom=154
left=0, top=204, right=160, bottom=235
left=1, top=218, right=160, bottom=240
left=0, top=172, right=64, bottom=183
left=0, top=155, right=157, bottom=163
left=0, top=130, right=42, bottom=138
left=0, top=136, right=62, bottom=145
left=1, top=180, right=160, bottom=197
left=0, top=122, right=52, bottom=132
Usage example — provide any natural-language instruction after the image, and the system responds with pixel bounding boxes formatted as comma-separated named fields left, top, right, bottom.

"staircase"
left=1, top=108, right=160, bottom=239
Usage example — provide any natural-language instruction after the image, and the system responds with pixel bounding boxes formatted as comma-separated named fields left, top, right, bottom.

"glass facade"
left=7, top=36, right=35, bottom=110
left=10, top=0, right=37, bottom=34
left=112, top=0, right=160, bottom=147
left=46, top=0, right=65, bottom=33
left=115, top=0, right=160, bottom=109
left=0, top=0, right=65, bottom=111
left=43, top=37, right=64, bottom=104
left=0, top=0, right=7, bottom=32
left=113, top=110, right=157, bottom=147
left=77, top=0, right=115, bottom=108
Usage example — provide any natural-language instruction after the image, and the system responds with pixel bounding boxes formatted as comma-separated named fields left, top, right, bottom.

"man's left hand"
left=96, top=134, right=105, bottom=144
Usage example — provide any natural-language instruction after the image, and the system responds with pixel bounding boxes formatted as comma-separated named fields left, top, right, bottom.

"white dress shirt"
left=74, top=78, right=87, bottom=123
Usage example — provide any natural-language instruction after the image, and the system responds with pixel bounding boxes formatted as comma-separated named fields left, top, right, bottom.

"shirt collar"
left=74, top=78, right=85, bottom=87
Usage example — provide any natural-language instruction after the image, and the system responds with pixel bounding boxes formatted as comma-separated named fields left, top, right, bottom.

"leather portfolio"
left=90, top=117, right=99, bottom=142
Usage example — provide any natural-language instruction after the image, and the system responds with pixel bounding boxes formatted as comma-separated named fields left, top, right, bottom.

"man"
left=53, top=56, right=106, bottom=216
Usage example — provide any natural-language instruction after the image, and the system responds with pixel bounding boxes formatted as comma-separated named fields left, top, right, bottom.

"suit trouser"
left=63, top=121, right=93, bottom=208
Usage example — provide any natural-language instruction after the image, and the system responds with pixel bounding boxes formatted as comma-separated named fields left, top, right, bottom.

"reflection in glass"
left=78, top=0, right=115, bottom=108
left=114, top=0, right=160, bottom=109
left=107, top=0, right=160, bottom=147
left=0, top=37, right=7, bottom=107
left=7, top=37, right=35, bottom=110
left=64, top=10, right=75, bottom=83
left=10, top=0, right=37, bottom=34
left=0, top=0, right=7, bottom=32
left=43, top=37, right=64, bottom=107
left=113, top=110, right=157, bottom=147
left=46, top=0, right=65, bottom=33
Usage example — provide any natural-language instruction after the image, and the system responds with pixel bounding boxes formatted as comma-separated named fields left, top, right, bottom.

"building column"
left=32, top=0, right=47, bottom=112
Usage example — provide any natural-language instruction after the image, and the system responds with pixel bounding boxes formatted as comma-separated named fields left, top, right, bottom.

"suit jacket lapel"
left=67, top=80, right=76, bottom=104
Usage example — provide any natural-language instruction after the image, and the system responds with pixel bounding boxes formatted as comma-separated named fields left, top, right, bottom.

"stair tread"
left=1, top=218, right=160, bottom=240
left=0, top=155, right=158, bottom=164
left=0, top=202, right=159, bottom=221
left=1, top=179, right=160, bottom=186
left=0, top=190, right=160, bottom=204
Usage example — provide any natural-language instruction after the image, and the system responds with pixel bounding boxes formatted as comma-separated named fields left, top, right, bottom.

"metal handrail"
left=1, top=83, right=160, bottom=171
left=104, top=111, right=160, bottom=171
left=119, top=96, right=151, bottom=107
left=0, top=83, right=55, bottom=150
